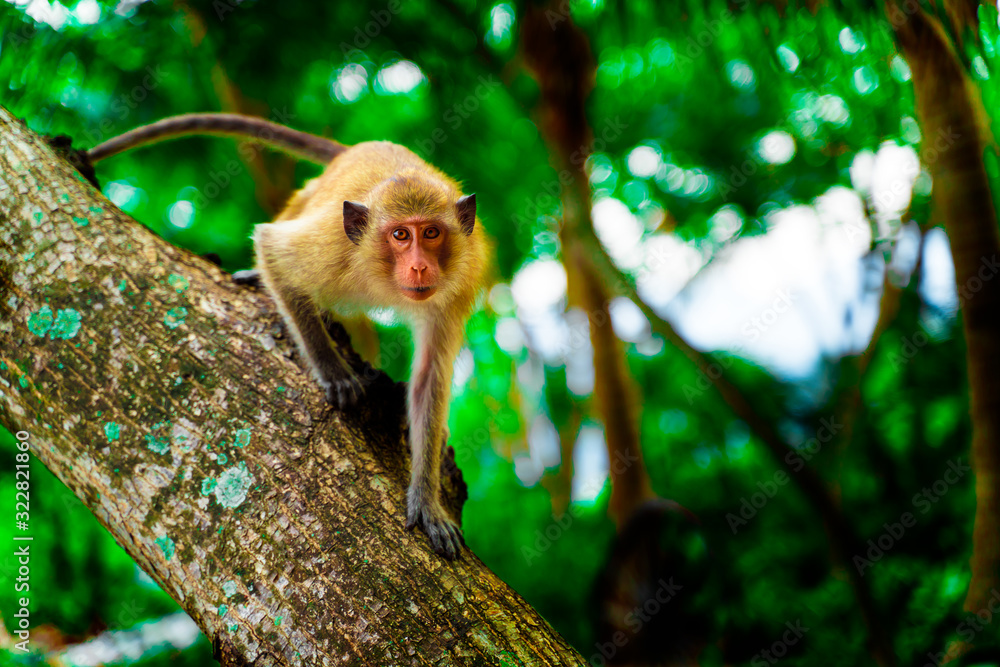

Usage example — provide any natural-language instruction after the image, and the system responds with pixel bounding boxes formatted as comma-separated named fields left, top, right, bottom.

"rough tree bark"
left=0, top=107, right=585, bottom=666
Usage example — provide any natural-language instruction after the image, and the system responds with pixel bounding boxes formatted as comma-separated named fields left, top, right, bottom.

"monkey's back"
left=307, top=141, right=461, bottom=214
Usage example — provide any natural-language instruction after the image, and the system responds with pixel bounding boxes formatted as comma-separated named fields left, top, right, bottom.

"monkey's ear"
left=456, top=194, right=476, bottom=236
left=343, top=201, right=369, bottom=245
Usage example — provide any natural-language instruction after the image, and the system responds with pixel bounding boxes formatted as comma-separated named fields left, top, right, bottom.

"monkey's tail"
left=88, top=113, right=349, bottom=165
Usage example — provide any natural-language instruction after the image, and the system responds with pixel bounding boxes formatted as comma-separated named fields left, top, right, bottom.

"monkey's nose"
left=411, top=265, right=427, bottom=276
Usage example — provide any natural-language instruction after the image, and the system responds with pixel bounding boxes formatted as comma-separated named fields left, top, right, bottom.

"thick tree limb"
left=520, top=1, right=655, bottom=530
left=889, top=0, right=1000, bottom=617
left=578, top=225, right=897, bottom=667
left=0, top=107, right=583, bottom=666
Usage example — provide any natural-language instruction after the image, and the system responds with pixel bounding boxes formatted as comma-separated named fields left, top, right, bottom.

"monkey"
left=88, top=113, right=489, bottom=559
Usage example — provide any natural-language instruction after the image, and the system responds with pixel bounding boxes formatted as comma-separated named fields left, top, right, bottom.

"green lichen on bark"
left=104, top=421, right=121, bottom=442
left=213, top=461, right=254, bottom=509
left=155, top=535, right=176, bottom=560
left=26, top=305, right=54, bottom=336
left=0, top=106, right=584, bottom=667
left=163, top=306, right=188, bottom=329
left=50, top=308, right=82, bottom=339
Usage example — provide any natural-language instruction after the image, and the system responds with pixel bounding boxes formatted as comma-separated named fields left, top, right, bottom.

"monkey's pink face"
left=387, top=220, right=446, bottom=301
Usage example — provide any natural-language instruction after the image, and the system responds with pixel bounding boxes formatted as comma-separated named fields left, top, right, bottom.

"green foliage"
left=0, top=428, right=191, bottom=656
left=0, top=0, right=992, bottom=664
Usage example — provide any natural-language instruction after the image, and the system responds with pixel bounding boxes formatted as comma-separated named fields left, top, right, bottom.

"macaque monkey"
left=89, top=114, right=488, bottom=558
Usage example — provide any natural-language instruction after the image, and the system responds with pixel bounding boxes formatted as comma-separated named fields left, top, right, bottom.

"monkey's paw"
left=405, top=498, right=464, bottom=560
left=322, top=374, right=365, bottom=410
left=231, top=269, right=261, bottom=286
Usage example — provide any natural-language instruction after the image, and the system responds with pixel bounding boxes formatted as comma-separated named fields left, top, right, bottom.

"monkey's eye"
left=392, top=229, right=410, bottom=241
left=424, top=227, right=440, bottom=239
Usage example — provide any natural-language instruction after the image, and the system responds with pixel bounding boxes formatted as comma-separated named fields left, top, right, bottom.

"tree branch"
left=889, top=0, right=1000, bottom=620
left=517, top=4, right=894, bottom=661
left=580, top=229, right=896, bottom=667
left=0, top=107, right=583, bottom=666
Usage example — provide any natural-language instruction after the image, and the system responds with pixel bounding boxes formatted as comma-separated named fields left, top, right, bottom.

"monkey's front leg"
left=254, top=225, right=365, bottom=408
left=404, top=334, right=464, bottom=559
left=231, top=268, right=261, bottom=286
left=261, top=276, right=364, bottom=409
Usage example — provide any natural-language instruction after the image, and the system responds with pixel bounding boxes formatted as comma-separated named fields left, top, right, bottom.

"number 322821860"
left=14, top=431, right=30, bottom=524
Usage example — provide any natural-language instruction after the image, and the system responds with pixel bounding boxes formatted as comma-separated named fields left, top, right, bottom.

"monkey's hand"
left=405, top=492, right=464, bottom=560
left=232, top=269, right=262, bottom=286
left=321, top=370, right=365, bottom=410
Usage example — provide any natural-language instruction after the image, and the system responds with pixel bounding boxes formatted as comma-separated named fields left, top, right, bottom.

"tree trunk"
left=889, top=2, right=1000, bottom=615
left=0, top=106, right=584, bottom=667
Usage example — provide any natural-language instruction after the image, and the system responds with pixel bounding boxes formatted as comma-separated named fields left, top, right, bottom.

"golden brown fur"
left=254, top=142, right=488, bottom=558
left=258, top=142, right=487, bottom=316
left=92, top=116, right=489, bottom=558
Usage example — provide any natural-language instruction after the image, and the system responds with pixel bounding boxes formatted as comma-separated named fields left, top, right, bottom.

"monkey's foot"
left=405, top=498, right=464, bottom=560
left=322, top=373, right=365, bottom=410
left=232, top=269, right=261, bottom=286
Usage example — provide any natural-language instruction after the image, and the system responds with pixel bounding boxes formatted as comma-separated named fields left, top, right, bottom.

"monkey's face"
left=343, top=187, right=475, bottom=305
left=386, top=220, right=446, bottom=301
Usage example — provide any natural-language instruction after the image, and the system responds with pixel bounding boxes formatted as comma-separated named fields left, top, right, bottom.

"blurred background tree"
left=2, top=0, right=1000, bottom=664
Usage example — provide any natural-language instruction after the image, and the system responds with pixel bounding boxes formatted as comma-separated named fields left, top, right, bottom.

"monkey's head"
left=342, top=177, right=477, bottom=305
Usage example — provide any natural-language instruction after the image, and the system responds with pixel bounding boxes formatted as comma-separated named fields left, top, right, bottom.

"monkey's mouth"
left=403, top=285, right=437, bottom=300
